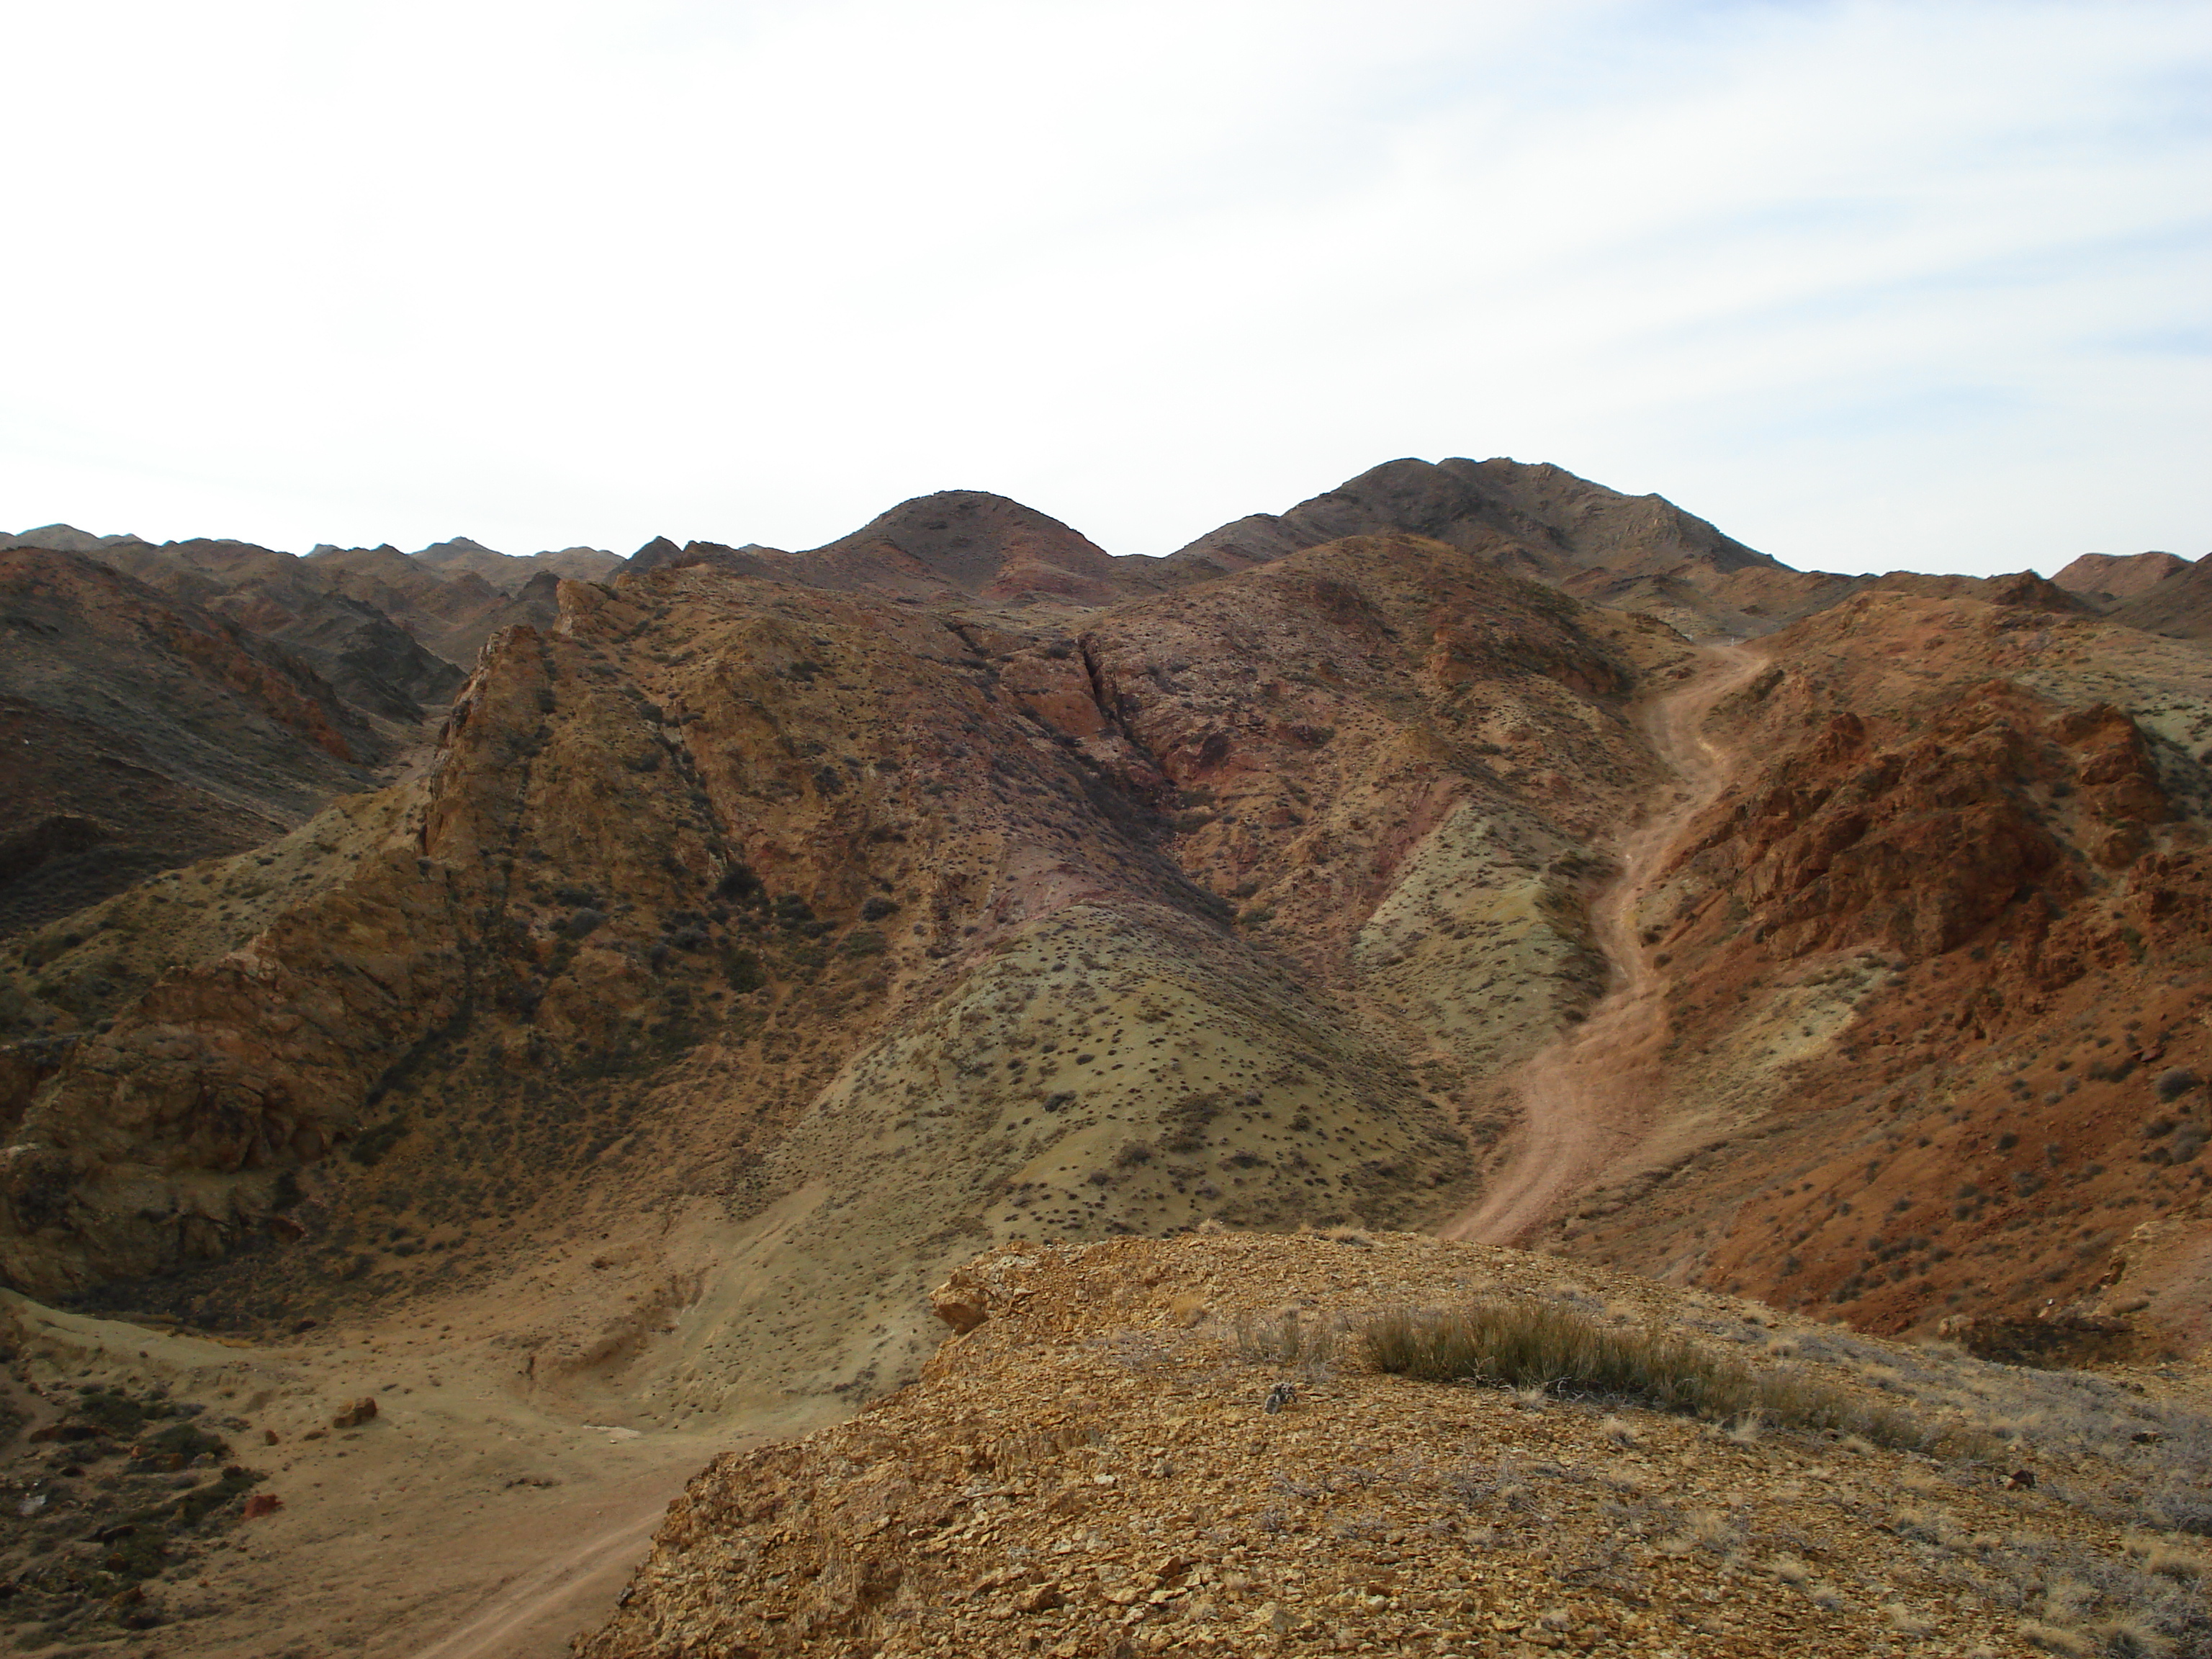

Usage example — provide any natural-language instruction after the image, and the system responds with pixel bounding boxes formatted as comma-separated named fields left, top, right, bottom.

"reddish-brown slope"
left=1156, top=456, right=1779, bottom=588
left=1552, top=587, right=2212, bottom=1346
left=89, top=536, right=465, bottom=718
left=2053, top=550, right=2193, bottom=606
left=2111, top=553, right=2212, bottom=641
left=800, top=489, right=1120, bottom=602
left=1075, top=534, right=1676, bottom=963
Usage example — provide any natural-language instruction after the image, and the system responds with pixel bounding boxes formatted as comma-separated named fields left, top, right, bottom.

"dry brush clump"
left=1231, top=1306, right=1341, bottom=1374
left=1360, top=1298, right=1930, bottom=1447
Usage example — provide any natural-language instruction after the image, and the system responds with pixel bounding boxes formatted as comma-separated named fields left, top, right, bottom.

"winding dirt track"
left=1443, top=643, right=1764, bottom=1246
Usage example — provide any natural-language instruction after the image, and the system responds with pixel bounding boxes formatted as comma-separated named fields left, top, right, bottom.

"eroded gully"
left=1442, top=643, right=1766, bottom=1246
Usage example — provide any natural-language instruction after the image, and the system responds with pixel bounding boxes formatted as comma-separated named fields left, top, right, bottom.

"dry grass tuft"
left=2018, top=1619, right=2095, bottom=1655
left=1234, top=1308, right=1338, bottom=1373
left=1360, top=1299, right=1929, bottom=1447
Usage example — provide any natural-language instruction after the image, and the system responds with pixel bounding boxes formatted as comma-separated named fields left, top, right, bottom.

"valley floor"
left=0, top=1288, right=837, bottom=1658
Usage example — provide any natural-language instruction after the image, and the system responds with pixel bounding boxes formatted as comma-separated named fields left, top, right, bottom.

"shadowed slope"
left=0, top=548, right=386, bottom=938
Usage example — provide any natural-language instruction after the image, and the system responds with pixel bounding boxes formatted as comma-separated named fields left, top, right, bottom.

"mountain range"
left=0, top=458, right=2205, bottom=1657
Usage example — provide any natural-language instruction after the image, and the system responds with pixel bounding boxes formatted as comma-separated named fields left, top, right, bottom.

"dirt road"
left=1443, top=643, right=1764, bottom=1245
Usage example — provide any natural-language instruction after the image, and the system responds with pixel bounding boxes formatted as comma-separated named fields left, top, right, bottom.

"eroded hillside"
left=1555, top=587, right=2212, bottom=1345
left=2, top=464, right=2209, bottom=1658
left=0, top=534, right=1678, bottom=1429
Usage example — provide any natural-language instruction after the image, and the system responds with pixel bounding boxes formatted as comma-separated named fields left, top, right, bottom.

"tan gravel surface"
left=585, top=1231, right=2212, bottom=1658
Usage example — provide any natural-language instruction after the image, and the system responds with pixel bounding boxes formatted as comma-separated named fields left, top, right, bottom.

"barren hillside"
left=0, top=460, right=2206, bottom=1657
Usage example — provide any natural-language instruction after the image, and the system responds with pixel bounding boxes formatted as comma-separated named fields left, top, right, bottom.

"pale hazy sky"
left=4, top=0, right=2206, bottom=575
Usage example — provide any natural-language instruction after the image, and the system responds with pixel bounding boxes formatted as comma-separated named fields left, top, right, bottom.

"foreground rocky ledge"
left=580, top=1232, right=2210, bottom=1658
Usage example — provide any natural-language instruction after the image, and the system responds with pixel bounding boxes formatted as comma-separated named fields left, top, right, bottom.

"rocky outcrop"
left=1660, top=681, right=2172, bottom=961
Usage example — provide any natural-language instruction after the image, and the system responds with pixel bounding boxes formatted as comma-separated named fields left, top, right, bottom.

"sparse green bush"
left=1362, top=1300, right=1925, bottom=1447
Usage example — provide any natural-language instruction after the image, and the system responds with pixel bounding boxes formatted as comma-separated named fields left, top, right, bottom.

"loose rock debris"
left=583, top=1231, right=2212, bottom=1657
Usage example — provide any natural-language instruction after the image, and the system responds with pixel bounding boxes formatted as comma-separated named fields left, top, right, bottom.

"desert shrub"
left=1236, top=1309, right=1336, bottom=1372
left=1160, top=1092, right=1224, bottom=1154
left=860, top=894, right=899, bottom=921
left=2157, top=1068, right=2200, bottom=1102
left=71, top=1390, right=152, bottom=1436
left=1362, top=1300, right=1925, bottom=1447
left=136, top=1418, right=228, bottom=1462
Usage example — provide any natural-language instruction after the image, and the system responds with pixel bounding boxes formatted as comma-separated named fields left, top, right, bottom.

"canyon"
left=0, top=459, right=2206, bottom=1656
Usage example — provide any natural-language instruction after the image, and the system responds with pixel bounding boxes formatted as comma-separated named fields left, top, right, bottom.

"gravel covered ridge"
left=582, top=1231, right=2212, bottom=1658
